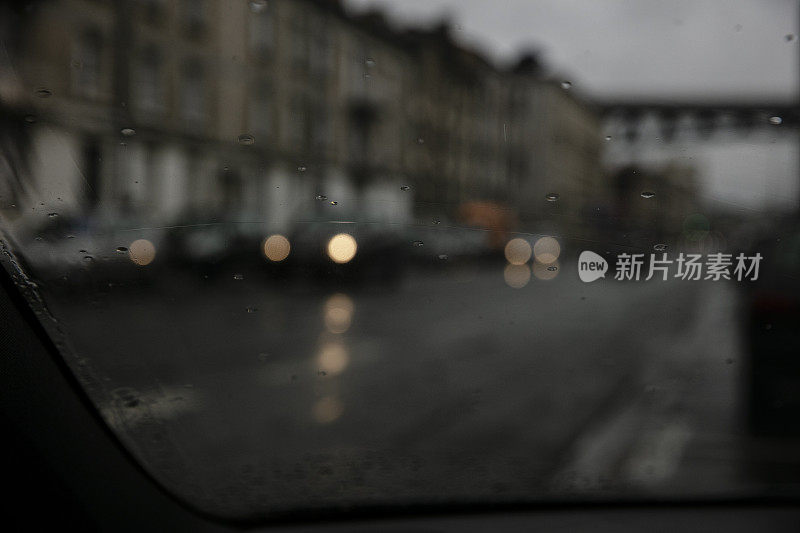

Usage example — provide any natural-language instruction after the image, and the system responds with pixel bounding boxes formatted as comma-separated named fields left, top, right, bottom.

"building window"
left=181, top=0, right=206, bottom=37
left=138, top=0, right=165, bottom=24
left=72, top=28, right=103, bottom=98
left=309, top=22, right=330, bottom=76
left=291, top=17, right=309, bottom=71
left=134, top=46, right=163, bottom=113
left=249, top=81, right=272, bottom=139
left=289, top=96, right=308, bottom=147
left=181, top=60, right=205, bottom=125
left=248, top=7, right=273, bottom=59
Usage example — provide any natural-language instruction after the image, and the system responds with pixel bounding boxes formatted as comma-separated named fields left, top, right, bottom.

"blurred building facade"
left=0, top=0, right=603, bottom=238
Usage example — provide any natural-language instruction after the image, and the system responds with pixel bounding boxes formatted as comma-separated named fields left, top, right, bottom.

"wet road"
left=41, top=262, right=752, bottom=517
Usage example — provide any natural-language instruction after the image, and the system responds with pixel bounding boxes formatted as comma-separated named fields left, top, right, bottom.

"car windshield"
left=1, top=0, right=799, bottom=521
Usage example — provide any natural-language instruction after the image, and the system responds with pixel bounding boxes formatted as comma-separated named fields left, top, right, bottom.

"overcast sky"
left=346, top=0, right=799, bottom=102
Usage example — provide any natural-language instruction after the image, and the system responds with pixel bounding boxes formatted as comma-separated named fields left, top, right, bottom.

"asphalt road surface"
left=34, top=260, right=786, bottom=518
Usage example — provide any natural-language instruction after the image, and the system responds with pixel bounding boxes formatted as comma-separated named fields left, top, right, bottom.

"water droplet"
left=417, top=137, right=425, bottom=144
left=121, top=127, right=136, bottom=137
left=249, top=0, right=268, bottom=13
left=545, top=193, right=560, bottom=202
left=237, top=133, right=255, bottom=145
left=400, top=185, right=410, bottom=191
left=246, top=306, right=258, bottom=313
left=412, top=240, right=424, bottom=247
left=116, top=246, right=128, bottom=253
left=258, top=352, right=270, bottom=361
left=365, top=58, right=376, bottom=68
left=83, top=256, right=93, bottom=262
left=47, top=212, right=58, bottom=218
left=561, top=81, right=572, bottom=90
left=24, top=114, right=36, bottom=123
left=786, top=34, right=795, bottom=42
left=297, top=165, right=307, bottom=172
left=35, top=88, right=52, bottom=98
left=605, top=135, right=612, bottom=141
left=317, top=370, right=327, bottom=376
left=432, top=218, right=441, bottom=225
left=233, top=273, right=244, bottom=280
left=769, top=116, right=782, bottom=125
left=125, top=398, right=140, bottom=408
left=315, top=194, right=327, bottom=201
left=329, top=201, right=338, bottom=206
left=640, top=191, right=656, bottom=199
left=437, top=254, right=448, bottom=260
left=546, top=265, right=558, bottom=271
left=653, top=244, right=668, bottom=252
left=34, top=236, right=43, bottom=241
left=66, top=235, right=75, bottom=239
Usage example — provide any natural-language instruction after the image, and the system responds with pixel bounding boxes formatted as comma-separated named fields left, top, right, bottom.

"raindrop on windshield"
left=545, top=193, right=560, bottom=202
left=605, top=135, right=612, bottom=141
left=769, top=116, right=782, bottom=125
left=546, top=265, right=558, bottom=271
left=560, top=81, right=572, bottom=90
left=417, top=137, right=425, bottom=144
left=233, top=273, right=244, bottom=280
left=35, top=88, right=52, bottom=98
left=641, top=191, right=656, bottom=199
left=47, top=212, right=58, bottom=218
left=653, top=244, right=668, bottom=252
left=329, top=201, right=338, bottom=206
left=24, top=114, right=36, bottom=123
left=365, top=58, right=376, bottom=68
left=121, top=128, right=136, bottom=137
left=237, top=133, right=255, bottom=145
left=400, top=185, right=410, bottom=191
left=438, top=254, right=448, bottom=260
left=786, top=34, right=795, bottom=42
left=412, top=240, right=424, bottom=247
left=246, top=306, right=258, bottom=314
left=116, top=246, right=128, bottom=253
left=315, top=194, right=327, bottom=201
left=297, top=165, right=307, bottom=172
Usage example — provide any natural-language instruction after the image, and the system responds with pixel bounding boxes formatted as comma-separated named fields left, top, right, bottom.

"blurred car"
left=283, top=219, right=408, bottom=284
